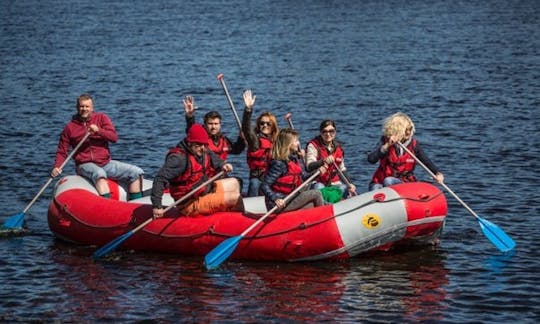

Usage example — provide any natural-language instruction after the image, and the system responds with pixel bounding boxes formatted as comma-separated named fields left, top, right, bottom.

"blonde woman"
left=242, top=89, right=279, bottom=197
left=260, top=129, right=325, bottom=212
left=367, top=112, right=444, bottom=191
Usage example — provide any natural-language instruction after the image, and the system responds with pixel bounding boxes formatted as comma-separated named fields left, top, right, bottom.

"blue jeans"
left=77, top=160, right=144, bottom=185
left=369, top=177, right=402, bottom=191
left=247, top=177, right=262, bottom=197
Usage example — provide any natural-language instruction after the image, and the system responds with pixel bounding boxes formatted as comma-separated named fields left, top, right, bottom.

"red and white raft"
left=47, top=175, right=447, bottom=261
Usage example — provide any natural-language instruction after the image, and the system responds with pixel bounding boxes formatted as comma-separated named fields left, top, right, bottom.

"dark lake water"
left=1, top=0, right=539, bottom=322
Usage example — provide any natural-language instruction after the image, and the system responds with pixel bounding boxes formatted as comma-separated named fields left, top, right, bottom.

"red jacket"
left=208, top=136, right=230, bottom=160
left=167, top=147, right=213, bottom=200
left=371, top=138, right=417, bottom=184
left=247, top=136, right=273, bottom=175
left=307, top=137, right=344, bottom=185
left=270, top=159, right=303, bottom=195
left=54, top=112, right=118, bottom=168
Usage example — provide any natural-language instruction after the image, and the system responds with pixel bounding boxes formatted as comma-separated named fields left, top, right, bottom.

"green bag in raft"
left=319, top=185, right=343, bottom=203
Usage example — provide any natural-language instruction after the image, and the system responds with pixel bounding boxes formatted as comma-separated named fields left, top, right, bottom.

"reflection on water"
left=32, top=243, right=449, bottom=322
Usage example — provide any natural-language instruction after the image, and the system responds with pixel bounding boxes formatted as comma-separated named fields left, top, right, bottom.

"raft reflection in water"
left=44, top=241, right=448, bottom=321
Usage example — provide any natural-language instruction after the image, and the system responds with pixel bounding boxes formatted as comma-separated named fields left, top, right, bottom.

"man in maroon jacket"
left=51, top=93, right=144, bottom=200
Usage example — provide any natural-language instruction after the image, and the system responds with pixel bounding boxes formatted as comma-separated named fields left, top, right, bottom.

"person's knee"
left=128, top=167, right=144, bottom=183
left=383, top=177, right=400, bottom=187
left=311, top=182, right=325, bottom=190
left=94, top=171, right=108, bottom=184
left=220, top=177, right=240, bottom=193
left=369, top=182, right=383, bottom=191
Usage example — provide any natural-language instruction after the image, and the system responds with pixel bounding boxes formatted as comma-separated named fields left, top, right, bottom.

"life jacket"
left=167, top=147, right=212, bottom=201
left=271, top=159, right=303, bottom=195
left=247, top=136, right=273, bottom=178
left=208, top=135, right=230, bottom=160
left=371, top=137, right=417, bottom=184
left=308, top=137, right=344, bottom=185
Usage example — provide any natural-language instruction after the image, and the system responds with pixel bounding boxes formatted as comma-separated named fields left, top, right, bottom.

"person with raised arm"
left=241, top=89, right=279, bottom=197
left=183, top=95, right=245, bottom=161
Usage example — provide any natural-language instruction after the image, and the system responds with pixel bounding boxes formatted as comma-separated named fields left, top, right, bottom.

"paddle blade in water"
left=93, top=230, right=135, bottom=259
left=478, top=217, right=516, bottom=252
left=204, top=236, right=242, bottom=270
left=3, top=212, right=25, bottom=229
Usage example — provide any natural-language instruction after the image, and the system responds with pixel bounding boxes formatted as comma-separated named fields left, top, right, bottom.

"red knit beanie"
left=186, top=124, right=209, bottom=144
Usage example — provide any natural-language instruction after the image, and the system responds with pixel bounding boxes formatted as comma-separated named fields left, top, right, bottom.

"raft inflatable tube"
left=48, top=175, right=447, bottom=261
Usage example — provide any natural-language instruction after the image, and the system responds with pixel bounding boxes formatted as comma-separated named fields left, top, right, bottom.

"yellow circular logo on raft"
left=362, top=214, right=381, bottom=229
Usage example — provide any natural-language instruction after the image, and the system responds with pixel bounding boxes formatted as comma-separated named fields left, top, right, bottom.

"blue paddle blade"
left=93, top=230, right=135, bottom=259
left=204, top=236, right=243, bottom=270
left=478, top=217, right=516, bottom=252
left=3, top=212, right=25, bottom=229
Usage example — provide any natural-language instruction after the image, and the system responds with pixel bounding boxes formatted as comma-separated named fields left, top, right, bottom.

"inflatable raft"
left=47, top=175, right=447, bottom=261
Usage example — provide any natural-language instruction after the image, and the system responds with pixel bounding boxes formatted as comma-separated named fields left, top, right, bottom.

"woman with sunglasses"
left=305, top=119, right=356, bottom=200
left=241, top=90, right=279, bottom=197
left=367, top=112, right=444, bottom=191
left=260, top=128, right=325, bottom=211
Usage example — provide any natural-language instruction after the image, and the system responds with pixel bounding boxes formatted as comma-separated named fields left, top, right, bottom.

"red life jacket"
left=271, top=159, right=303, bottom=195
left=371, top=138, right=417, bottom=184
left=167, top=147, right=212, bottom=201
left=208, top=135, right=230, bottom=160
left=247, top=136, right=273, bottom=176
left=308, top=137, right=344, bottom=185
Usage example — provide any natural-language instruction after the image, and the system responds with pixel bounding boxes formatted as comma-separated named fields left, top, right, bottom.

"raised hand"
left=243, top=89, right=256, bottom=110
left=183, top=95, right=195, bottom=117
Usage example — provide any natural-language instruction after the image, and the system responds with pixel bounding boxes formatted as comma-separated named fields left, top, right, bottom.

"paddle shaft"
left=239, top=170, right=321, bottom=237
left=217, top=74, right=243, bottom=133
left=159, top=170, right=225, bottom=214
left=23, top=132, right=91, bottom=213
left=93, top=171, right=226, bottom=258
left=397, top=142, right=480, bottom=220
left=285, top=113, right=295, bottom=130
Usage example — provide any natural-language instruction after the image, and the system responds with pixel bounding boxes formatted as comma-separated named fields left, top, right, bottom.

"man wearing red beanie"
left=151, top=124, right=241, bottom=218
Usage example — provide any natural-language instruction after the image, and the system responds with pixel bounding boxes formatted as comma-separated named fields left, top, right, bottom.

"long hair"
left=382, top=112, right=415, bottom=140
left=255, top=112, right=279, bottom=142
left=272, top=128, right=298, bottom=161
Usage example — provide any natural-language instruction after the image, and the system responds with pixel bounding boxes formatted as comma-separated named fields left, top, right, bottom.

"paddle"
left=204, top=170, right=321, bottom=270
left=3, top=132, right=91, bottom=229
left=397, top=142, right=515, bottom=252
left=332, top=160, right=357, bottom=196
left=285, top=113, right=356, bottom=196
left=93, top=171, right=226, bottom=259
left=217, top=73, right=243, bottom=133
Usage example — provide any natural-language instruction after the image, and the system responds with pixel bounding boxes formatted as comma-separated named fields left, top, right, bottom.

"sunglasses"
left=321, top=129, right=336, bottom=134
left=259, top=121, right=272, bottom=127
left=191, top=143, right=207, bottom=148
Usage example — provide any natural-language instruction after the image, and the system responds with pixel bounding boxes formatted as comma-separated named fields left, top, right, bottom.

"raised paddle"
left=284, top=112, right=295, bottom=129
left=93, top=171, right=226, bottom=259
left=3, top=132, right=91, bottom=229
left=204, top=170, right=321, bottom=270
left=217, top=73, right=243, bottom=133
left=397, top=142, right=515, bottom=252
